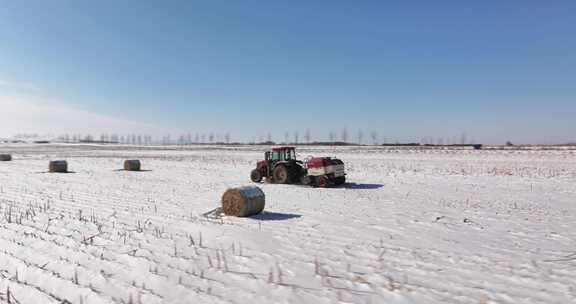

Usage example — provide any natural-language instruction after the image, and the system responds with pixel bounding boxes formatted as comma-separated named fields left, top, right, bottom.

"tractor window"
left=285, top=149, right=295, bottom=160
left=271, top=151, right=281, bottom=161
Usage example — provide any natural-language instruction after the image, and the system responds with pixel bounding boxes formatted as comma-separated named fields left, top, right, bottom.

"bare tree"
left=370, top=130, right=378, bottom=145
left=293, top=131, right=299, bottom=144
left=225, top=132, right=231, bottom=144
left=329, top=131, right=336, bottom=144
left=284, top=131, right=290, bottom=144
left=341, top=128, right=348, bottom=143
left=305, top=129, right=311, bottom=143
left=357, top=129, right=364, bottom=145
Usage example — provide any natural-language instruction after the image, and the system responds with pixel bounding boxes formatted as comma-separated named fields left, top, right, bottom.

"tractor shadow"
left=337, top=183, right=384, bottom=190
left=250, top=211, right=302, bottom=221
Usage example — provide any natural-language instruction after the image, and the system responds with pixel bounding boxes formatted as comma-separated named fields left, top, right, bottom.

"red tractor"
left=250, top=146, right=346, bottom=187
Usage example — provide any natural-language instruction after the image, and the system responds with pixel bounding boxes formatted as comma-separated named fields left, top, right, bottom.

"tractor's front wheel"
left=273, top=165, right=290, bottom=184
left=250, top=169, right=263, bottom=183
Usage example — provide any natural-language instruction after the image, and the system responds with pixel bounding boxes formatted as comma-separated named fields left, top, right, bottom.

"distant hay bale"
left=49, top=160, right=68, bottom=173
left=124, top=160, right=141, bottom=171
left=0, top=154, right=12, bottom=161
left=221, top=186, right=265, bottom=217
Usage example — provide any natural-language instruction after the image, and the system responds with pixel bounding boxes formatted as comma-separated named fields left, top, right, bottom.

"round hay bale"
left=124, top=160, right=141, bottom=171
left=49, top=160, right=68, bottom=173
left=0, top=154, right=12, bottom=161
left=221, top=186, right=265, bottom=217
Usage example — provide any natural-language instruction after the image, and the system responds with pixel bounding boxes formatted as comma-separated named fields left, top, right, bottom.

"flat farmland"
left=0, top=145, right=574, bottom=304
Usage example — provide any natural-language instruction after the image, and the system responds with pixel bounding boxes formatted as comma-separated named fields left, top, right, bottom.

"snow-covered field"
left=0, top=144, right=575, bottom=304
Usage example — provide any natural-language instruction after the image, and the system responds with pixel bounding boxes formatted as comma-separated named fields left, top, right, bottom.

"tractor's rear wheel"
left=250, top=169, right=263, bottom=183
left=273, top=165, right=290, bottom=184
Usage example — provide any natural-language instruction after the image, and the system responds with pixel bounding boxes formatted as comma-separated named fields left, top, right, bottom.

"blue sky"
left=0, top=1, right=575, bottom=143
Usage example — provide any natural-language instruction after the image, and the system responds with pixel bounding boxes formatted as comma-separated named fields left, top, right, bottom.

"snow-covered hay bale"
left=0, top=154, right=12, bottom=161
left=124, top=159, right=141, bottom=171
left=49, top=160, right=68, bottom=173
left=221, top=186, right=265, bottom=217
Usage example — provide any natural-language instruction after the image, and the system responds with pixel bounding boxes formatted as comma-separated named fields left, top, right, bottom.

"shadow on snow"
left=337, top=183, right=384, bottom=189
left=250, top=211, right=302, bottom=221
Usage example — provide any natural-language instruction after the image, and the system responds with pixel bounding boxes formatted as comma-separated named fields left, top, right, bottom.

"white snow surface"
left=0, top=144, right=574, bottom=304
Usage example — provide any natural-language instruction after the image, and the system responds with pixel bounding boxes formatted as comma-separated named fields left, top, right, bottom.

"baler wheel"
left=317, top=176, right=328, bottom=188
left=334, top=176, right=346, bottom=185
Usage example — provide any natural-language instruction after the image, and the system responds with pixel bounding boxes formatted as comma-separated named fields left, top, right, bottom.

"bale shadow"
left=250, top=211, right=302, bottom=221
left=36, top=171, right=77, bottom=174
left=338, top=183, right=384, bottom=189
left=113, top=169, right=153, bottom=172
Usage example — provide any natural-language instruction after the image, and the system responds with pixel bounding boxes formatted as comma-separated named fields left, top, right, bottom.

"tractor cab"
left=266, top=146, right=297, bottom=162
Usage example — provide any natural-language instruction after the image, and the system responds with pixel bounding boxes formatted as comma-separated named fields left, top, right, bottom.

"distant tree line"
left=52, top=128, right=479, bottom=146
